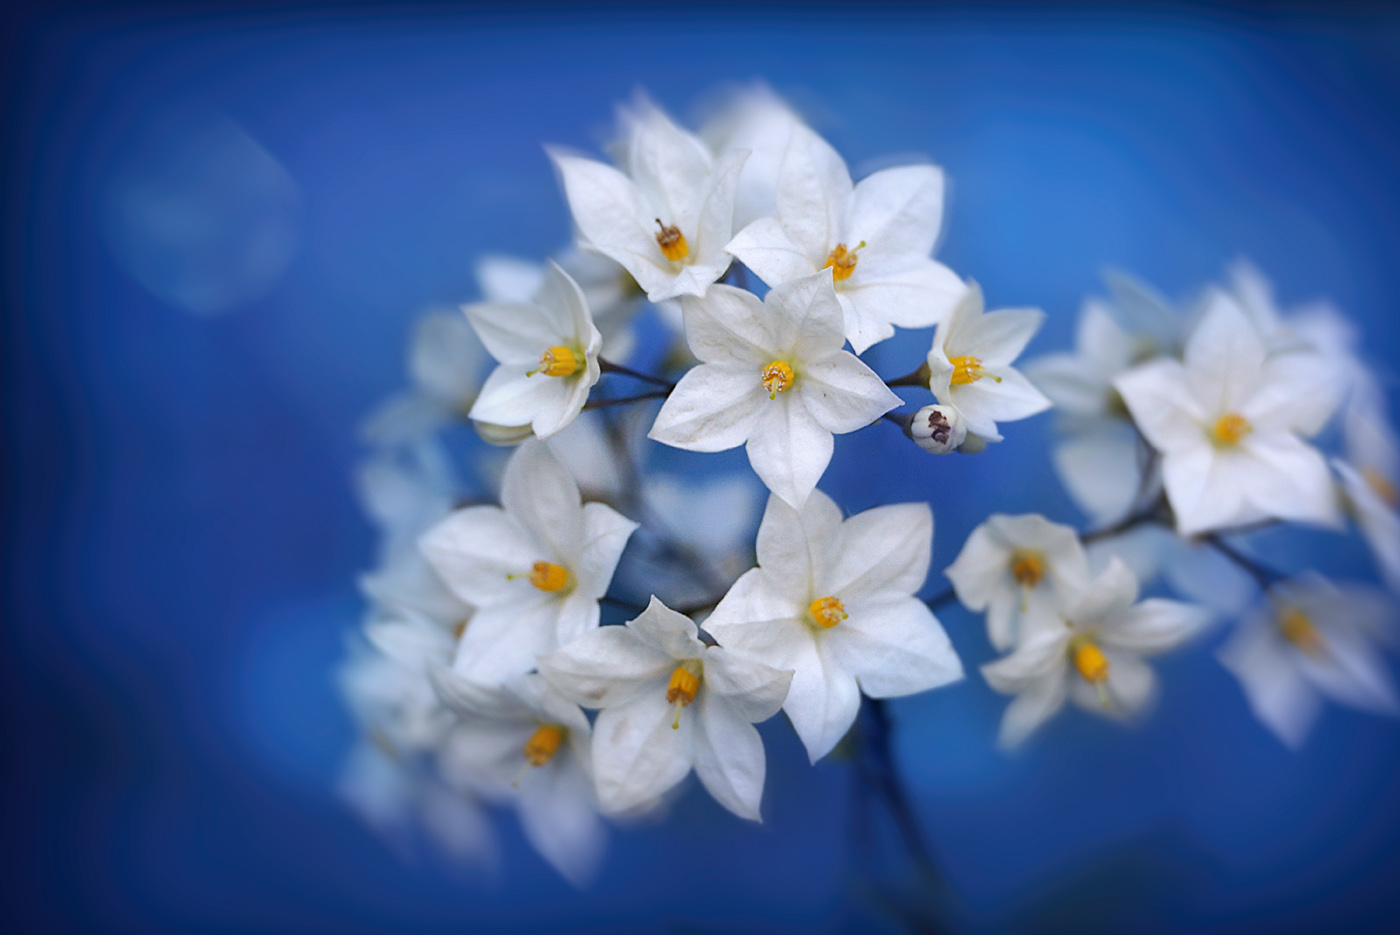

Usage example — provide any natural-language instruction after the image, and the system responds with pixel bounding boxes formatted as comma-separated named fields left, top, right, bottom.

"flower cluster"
left=334, top=85, right=1399, bottom=890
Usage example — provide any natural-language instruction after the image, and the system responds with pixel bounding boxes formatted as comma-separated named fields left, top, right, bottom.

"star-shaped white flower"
left=433, top=670, right=605, bottom=887
left=926, top=282, right=1051, bottom=443
left=726, top=123, right=965, bottom=353
left=538, top=597, right=793, bottom=821
left=648, top=272, right=899, bottom=508
left=419, top=440, right=638, bottom=686
left=703, top=491, right=964, bottom=763
left=944, top=513, right=1092, bottom=652
left=1218, top=575, right=1399, bottom=748
left=981, top=557, right=1211, bottom=747
left=1113, top=289, right=1343, bottom=536
left=464, top=260, right=602, bottom=440
left=551, top=100, right=747, bottom=303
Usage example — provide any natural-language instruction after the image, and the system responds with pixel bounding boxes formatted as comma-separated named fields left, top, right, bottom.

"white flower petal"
left=692, top=693, right=768, bottom=821
left=1218, top=617, right=1320, bottom=748
left=680, top=285, right=775, bottom=363
left=538, top=626, right=673, bottom=709
left=701, top=646, right=793, bottom=723
left=572, top=501, right=640, bottom=600
left=846, top=164, right=944, bottom=258
left=726, top=216, right=818, bottom=287
left=822, top=502, right=931, bottom=599
left=782, top=638, right=862, bottom=763
left=746, top=394, right=833, bottom=508
left=419, top=506, right=539, bottom=607
left=754, top=491, right=844, bottom=602
left=982, top=628, right=1072, bottom=693
left=1113, top=359, right=1207, bottom=454
left=1099, top=598, right=1212, bottom=655
left=776, top=125, right=852, bottom=262
left=648, top=363, right=766, bottom=453
left=826, top=595, right=963, bottom=698
left=499, top=440, right=585, bottom=561
left=590, top=693, right=695, bottom=815
left=463, top=302, right=563, bottom=364
left=468, top=365, right=577, bottom=439
left=1069, top=650, right=1157, bottom=719
left=1182, top=290, right=1267, bottom=413
left=452, top=599, right=560, bottom=686
left=958, top=308, right=1046, bottom=367
left=627, top=596, right=708, bottom=661
left=997, top=667, right=1068, bottom=748
left=1237, top=432, right=1340, bottom=528
left=517, top=756, right=605, bottom=887
left=797, top=353, right=900, bottom=435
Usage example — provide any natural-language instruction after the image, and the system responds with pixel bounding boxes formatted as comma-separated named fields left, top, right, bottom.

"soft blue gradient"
left=5, top=5, right=1400, bottom=933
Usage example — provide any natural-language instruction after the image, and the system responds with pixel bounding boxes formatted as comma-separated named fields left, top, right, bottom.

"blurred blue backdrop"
left=5, top=3, right=1400, bottom=932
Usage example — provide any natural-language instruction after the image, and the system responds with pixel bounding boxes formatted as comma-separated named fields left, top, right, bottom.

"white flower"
left=703, top=491, right=963, bottom=763
left=1218, top=575, right=1399, bottom=748
left=551, top=100, right=747, bottom=303
left=981, top=557, right=1211, bottom=747
left=359, top=311, right=489, bottom=446
left=477, top=248, right=644, bottom=362
left=338, top=618, right=456, bottom=757
left=1334, top=378, right=1400, bottom=593
left=726, top=123, right=965, bottom=353
left=464, top=261, right=602, bottom=440
left=944, top=514, right=1092, bottom=652
left=1113, top=289, right=1343, bottom=536
left=433, top=670, right=604, bottom=887
left=925, top=282, right=1051, bottom=442
left=698, top=83, right=806, bottom=230
left=419, top=440, right=638, bottom=685
left=904, top=404, right=967, bottom=455
left=648, top=273, right=899, bottom=508
left=538, top=597, right=793, bottom=821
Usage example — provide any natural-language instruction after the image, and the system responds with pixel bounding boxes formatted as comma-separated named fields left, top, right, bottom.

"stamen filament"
left=948, top=355, right=1001, bottom=386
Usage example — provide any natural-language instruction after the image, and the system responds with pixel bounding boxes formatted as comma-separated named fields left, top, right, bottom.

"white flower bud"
left=905, top=404, right=966, bottom=455
left=473, top=420, right=533, bottom=446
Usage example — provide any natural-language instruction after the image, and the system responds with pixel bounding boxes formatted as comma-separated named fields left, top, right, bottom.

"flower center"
left=1278, top=607, right=1323, bottom=657
left=761, top=360, right=795, bottom=399
left=1363, top=468, right=1400, bottom=507
left=665, top=663, right=701, bottom=729
left=1010, top=550, right=1046, bottom=588
left=655, top=219, right=689, bottom=262
left=1211, top=412, right=1252, bottom=446
left=1072, top=641, right=1110, bottom=684
left=948, top=355, right=1001, bottom=386
left=527, top=561, right=571, bottom=592
left=528, top=345, right=580, bottom=378
left=523, top=724, right=565, bottom=767
left=808, top=595, right=848, bottom=629
left=823, top=241, right=864, bottom=282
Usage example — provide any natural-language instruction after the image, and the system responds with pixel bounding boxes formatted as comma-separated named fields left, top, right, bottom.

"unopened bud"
left=905, top=404, right=966, bottom=455
left=474, top=420, right=534, bottom=446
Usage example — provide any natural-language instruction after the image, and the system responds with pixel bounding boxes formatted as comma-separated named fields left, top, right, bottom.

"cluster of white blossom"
left=335, top=85, right=1399, bottom=886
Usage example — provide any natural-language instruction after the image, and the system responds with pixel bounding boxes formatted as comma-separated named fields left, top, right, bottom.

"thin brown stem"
left=582, top=390, right=670, bottom=411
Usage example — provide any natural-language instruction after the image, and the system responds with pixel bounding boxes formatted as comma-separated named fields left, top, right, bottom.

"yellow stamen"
left=761, top=360, right=794, bottom=399
left=527, top=345, right=580, bottom=378
left=1363, top=468, right=1400, bottom=507
left=510, top=561, right=571, bottom=592
left=808, top=595, right=848, bottom=629
left=1010, top=550, right=1045, bottom=588
left=1278, top=607, right=1324, bottom=657
left=823, top=241, right=865, bottom=282
left=523, top=724, right=565, bottom=767
left=666, top=664, right=700, bottom=729
left=948, top=355, right=1001, bottom=386
left=655, top=219, right=689, bottom=262
left=1211, top=412, right=1252, bottom=446
left=452, top=619, right=468, bottom=640
left=1072, top=641, right=1110, bottom=684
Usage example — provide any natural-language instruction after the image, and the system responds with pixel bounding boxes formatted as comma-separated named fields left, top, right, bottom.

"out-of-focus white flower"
left=1084, top=524, right=1256, bottom=620
left=905, top=404, right=967, bottom=455
left=982, top=558, right=1211, bottom=747
left=1114, top=290, right=1343, bottom=536
left=420, top=440, right=638, bottom=685
left=551, top=100, right=747, bottom=303
left=925, top=282, right=1051, bottom=442
left=649, top=273, right=899, bottom=508
left=1331, top=379, right=1400, bottom=592
left=360, top=311, right=489, bottom=447
left=726, top=124, right=964, bottom=353
left=477, top=249, right=644, bottom=362
left=340, top=618, right=456, bottom=758
left=464, top=261, right=602, bottom=440
left=945, top=514, right=1092, bottom=652
left=433, top=670, right=604, bottom=887
left=538, top=597, right=792, bottom=821
left=1218, top=575, right=1399, bottom=748
left=703, top=491, right=963, bottom=763
left=698, top=83, right=806, bottom=230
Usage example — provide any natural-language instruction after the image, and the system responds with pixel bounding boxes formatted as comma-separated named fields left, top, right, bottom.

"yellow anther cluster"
left=528, top=561, right=570, bottom=592
left=529, top=345, right=580, bottom=378
left=655, top=219, right=689, bottom=262
left=761, top=360, right=795, bottom=399
left=809, top=595, right=848, bottom=629
left=1364, top=468, right=1400, bottom=507
left=823, top=241, right=863, bottom=282
left=666, top=665, right=700, bottom=706
left=1278, top=607, right=1323, bottom=656
left=948, top=355, right=1000, bottom=386
left=523, top=724, right=565, bottom=767
left=1072, top=641, right=1110, bottom=684
left=1010, top=550, right=1046, bottom=588
left=1211, top=412, right=1252, bottom=446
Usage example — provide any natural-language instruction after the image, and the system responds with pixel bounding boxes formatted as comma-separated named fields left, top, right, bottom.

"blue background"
left=5, top=3, right=1400, bottom=932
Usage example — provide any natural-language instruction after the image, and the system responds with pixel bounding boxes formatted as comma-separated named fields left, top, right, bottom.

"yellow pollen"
left=1278, top=607, right=1324, bottom=657
left=809, top=596, right=848, bottom=629
left=523, top=724, right=565, bottom=767
left=1211, top=412, right=1252, bottom=446
left=948, top=355, right=1001, bottom=386
left=1363, top=468, right=1400, bottom=507
left=1010, top=550, right=1046, bottom=588
left=823, top=241, right=864, bottom=282
left=655, top=219, right=689, bottom=262
left=666, top=664, right=701, bottom=729
left=527, top=561, right=570, bottom=592
left=761, top=360, right=795, bottom=399
left=528, top=345, right=580, bottom=378
left=1072, top=641, right=1110, bottom=684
